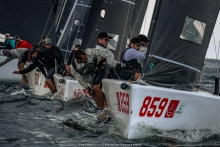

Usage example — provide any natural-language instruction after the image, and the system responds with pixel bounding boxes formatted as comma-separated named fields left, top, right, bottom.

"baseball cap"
left=44, top=38, right=52, bottom=45
left=137, top=34, right=149, bottom=43
left=130, top=37, right=141, bottom=44
left=5, top=33, right=10, bottom=36
left=97, top=32, right=113, bottom=39
left=13, top=35, right=20, bottom=41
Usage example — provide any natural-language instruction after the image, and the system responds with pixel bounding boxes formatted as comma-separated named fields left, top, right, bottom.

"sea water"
left=1, top=59, right=220, bottom=147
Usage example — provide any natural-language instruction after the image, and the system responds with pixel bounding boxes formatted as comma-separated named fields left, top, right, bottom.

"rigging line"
left=64, top=8, right=76, bottom=61
left=57, top=0, right=78, bottom=46
left=118, top=1, right=132, bottom=61
left=150, top=55, right=200, bottom=89
left=47, top=1, right=64, bottom=36
left=213, top=32, right=218, bottom=76
left=149, top=54, right=201, bottom=73
left=70, top=0, right=91, bottom=50
left=55, top=0, right=67, bottom=32
left=39, top=0, right=57, bottom=45
left=130, top=0, right=145, bottom=37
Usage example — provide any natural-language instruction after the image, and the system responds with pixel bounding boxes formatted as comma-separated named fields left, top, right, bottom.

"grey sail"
left=142, top=0, right=220, bottom=89
left=81, top=0, right=137, bottom=61
left=55, top=0, right=93, bottom=59
left=0, top=0, right=56, bottom=43
left=129, top=0, right=149, bottom=39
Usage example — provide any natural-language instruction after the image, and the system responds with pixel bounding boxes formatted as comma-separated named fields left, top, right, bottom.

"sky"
left=140, top=0, right=220, bottom=59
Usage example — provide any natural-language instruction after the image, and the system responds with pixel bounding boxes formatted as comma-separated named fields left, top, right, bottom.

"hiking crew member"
left=137, top=34, right=149, bottom=53
left=120, top=37, right=145, bottom=81
left=95, top=32, right=119, bottom=68
left=14, top=35, right=32, bottom=49
left=70, top=49, right=111, bottom=123
left=14, top=35, right=32, bottom=62
left=44, top=37, right=64, bottom=61
left=12, top=45, right=64, bottom=94
left=0, top=33, right=16, bottom=49
left=0, top=48, right=29, bottom=85
left=67, top=44, right=81, bottom=65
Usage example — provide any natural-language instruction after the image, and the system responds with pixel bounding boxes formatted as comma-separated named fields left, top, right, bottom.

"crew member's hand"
left=13, top=71, right=20, bottom=74
left=88, top=88, right=95, bottom=95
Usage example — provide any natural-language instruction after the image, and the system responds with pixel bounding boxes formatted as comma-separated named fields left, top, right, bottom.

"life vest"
left=121, top=48, right=142, bottom=72
left=5, top=38, right=13, bottom=49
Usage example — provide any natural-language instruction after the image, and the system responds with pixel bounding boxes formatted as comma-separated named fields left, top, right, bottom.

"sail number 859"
left=139, top=96, right=168, bottom=117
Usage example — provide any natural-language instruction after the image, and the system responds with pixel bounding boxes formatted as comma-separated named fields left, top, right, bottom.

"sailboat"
left=0, top=0, right=56, bottom=90
left=53, top=0, right=149, bottom=102
left=102, top=0, right=220, bottom=139
left=53, top=0, right=94, bottom=102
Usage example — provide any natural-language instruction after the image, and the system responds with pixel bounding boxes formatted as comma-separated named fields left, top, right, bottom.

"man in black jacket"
left=67, top=44, right=80, bottom=65
left=44, top=37, right=63, bottom=61
left=13, top=45, right=63, bottom=94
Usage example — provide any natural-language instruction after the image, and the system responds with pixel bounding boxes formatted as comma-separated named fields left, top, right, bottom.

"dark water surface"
left=1, top=59, right=220, bottom=147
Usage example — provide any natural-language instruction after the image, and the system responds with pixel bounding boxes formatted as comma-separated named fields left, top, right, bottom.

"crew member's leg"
left=18, top=52, right=29, bottom=85
left=91, top=69, right=110, bottom=123
left=45, top=68, right=56, bottom=94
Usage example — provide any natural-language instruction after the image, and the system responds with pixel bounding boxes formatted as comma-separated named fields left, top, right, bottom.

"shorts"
left=46, top=68, right=55, bottom=79
left=92, top=67, right=108, bottom=86
left=20, top=51, right=29, bottom=64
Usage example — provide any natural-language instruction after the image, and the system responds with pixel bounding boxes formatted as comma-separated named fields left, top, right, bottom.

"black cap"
left=74, top=44, right=81, bottom=48
left=57, top=64, right=67, bottom=76
left=137, top=34, right=149, bottom=43
left=13, top=35, right=20, bottom=41
left=97, top=32, right=113, bottom=39
left=130, top=37, right=141, bottom=44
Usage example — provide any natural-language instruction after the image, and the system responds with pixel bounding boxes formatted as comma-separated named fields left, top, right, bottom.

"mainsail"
left=0, top=0, right=56, bottom=43
left=81, top=0, right=137, bottom=60
left=55, top=0, right=93, bottom=58
left=142, top=0, right=220, bottom=89
left=129, top=0, right=149, bottom=39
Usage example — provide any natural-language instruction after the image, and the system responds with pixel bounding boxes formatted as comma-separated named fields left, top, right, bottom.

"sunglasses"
left=102, top=38, right=109, bottom=42
left=135, top=43, right=141, bottom=47
left=141, top=43, right=146, bottom=46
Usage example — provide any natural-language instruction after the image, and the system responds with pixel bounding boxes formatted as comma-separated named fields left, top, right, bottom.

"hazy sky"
left=140, top=0, right=220, bottom=59
left=207, top=14, right=220, bottom=59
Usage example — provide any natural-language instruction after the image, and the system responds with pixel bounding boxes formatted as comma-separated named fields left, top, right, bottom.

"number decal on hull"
left=116, top=92, right=129, bottom=115
left=139, top=96, right=179, bottom=118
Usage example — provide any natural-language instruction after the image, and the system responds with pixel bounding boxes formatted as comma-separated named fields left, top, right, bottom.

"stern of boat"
left=53, top=73, right=90, bottom=103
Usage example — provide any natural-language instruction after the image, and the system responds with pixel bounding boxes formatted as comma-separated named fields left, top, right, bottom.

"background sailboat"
left=0, top=0, right=57, bottom=82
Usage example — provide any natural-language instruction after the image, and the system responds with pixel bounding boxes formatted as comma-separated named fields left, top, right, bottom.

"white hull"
left=26, top=62, right=50, bottom=95
left=0, top=56, right=21, bottom=82
left=53, top=73, right=90, bottom=103
left=102, top=79, right=220, bottom=139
